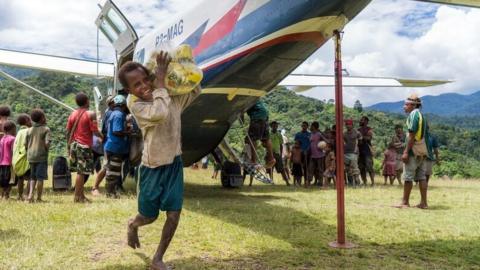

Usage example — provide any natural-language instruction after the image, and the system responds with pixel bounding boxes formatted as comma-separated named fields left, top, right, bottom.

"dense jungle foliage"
left=227, top=87, right=480, bottom=179
left=1, top=71, right=478, bottom=178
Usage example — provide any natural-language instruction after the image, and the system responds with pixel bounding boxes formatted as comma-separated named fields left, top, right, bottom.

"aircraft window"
left=100, top=20, right=119, bottom=42
left=107, top=9, right=127, bottom=33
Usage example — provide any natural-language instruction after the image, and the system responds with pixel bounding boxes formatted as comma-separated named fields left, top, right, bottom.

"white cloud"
left=1, top=0, right=480, bottom=107
left=296, top=0, right=480, bottom=106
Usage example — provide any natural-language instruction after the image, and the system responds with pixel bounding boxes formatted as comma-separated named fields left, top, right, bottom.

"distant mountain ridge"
left=367, top=91, right=480, bottom=116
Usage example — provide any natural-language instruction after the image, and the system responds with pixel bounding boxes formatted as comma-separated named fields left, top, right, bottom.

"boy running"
left=119, top=51, right=200, bottom=270
left=26, top=109, right=50, bottom=203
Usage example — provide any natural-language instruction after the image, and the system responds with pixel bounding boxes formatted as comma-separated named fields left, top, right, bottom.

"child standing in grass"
left=0, top=121, right=16, bottom=199
left=26, top=109, right=51, bottom=203
left=382, top=143, right=398, bottom=185
left=119, top=51, right=200, bottom=270
left=13, top=114, right=32, bottom=200
left=290, top=140, right=303, bottom=186
left=323, top=142, right=336, bottom=187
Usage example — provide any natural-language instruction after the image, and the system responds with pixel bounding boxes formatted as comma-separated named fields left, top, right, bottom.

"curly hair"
left=16, top=113, right=31, bottom=126
left=3, top=120, right=16, bottom=134
left=0, top=106, right=11, bottom=117
left=30, top=109, right=45, bottom=123
left=118, top=61, right=150, bottom=88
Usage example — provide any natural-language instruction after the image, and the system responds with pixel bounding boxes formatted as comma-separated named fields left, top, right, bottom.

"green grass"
left=1, top=169, right=480, bottom=269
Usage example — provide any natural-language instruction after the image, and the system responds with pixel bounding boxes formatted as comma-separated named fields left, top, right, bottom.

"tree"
left=354, top=100, right=363, bottom=113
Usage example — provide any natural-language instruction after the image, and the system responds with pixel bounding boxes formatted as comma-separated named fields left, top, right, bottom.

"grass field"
left=1, top=168, right=480, bottom=270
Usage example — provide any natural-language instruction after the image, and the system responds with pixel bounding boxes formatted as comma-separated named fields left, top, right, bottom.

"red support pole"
left=329, top=30, right=355, bottom=249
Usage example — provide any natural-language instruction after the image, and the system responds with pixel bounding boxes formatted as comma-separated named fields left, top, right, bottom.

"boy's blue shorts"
left=30, top=162, right=48, bottom=181
left=137, top=156, right=184, bottom=218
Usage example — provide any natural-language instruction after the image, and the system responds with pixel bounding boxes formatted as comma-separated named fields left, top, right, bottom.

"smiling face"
left=125, top=67, right=154, bottom=101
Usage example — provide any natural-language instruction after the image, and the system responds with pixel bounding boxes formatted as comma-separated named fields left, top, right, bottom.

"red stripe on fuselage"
left=202, top=31, right=326, bottom=71
left=193, top=0, right=247, bottom=56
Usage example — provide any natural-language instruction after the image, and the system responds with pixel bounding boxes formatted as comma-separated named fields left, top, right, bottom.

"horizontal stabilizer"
left=279, top=74, right=451, bottom=92
left=0, top=49, right=114, bottom=77
left=415, top=0, right=480, bottom=8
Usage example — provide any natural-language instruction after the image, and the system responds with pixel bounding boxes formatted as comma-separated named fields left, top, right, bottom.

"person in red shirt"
left=66, top=93, right=103, bottom=203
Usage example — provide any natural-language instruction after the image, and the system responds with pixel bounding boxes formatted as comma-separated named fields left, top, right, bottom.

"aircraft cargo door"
left=95, top=0, right=138, bottom=64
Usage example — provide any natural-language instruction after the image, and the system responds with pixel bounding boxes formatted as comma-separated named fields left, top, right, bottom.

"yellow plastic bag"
left=146, top=44, right=203, bottom=96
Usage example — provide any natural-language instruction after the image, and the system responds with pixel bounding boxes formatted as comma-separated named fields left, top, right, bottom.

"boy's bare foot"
left=393, top=203, right=410, bottom=208
left=265, top=158, right=276, bottom=169
left=415, top=204, right=428, bottom=209
left=150, top=260, right=168, bottom=270
left=91, top=189, right=101, bottom=196
left=27, top=197, right=34, bottom=203
left=127, top=219, right=141, bottom=249
left=74, top=196, right=91, bottom=203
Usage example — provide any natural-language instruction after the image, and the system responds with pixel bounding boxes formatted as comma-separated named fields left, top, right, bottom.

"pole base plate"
left=328, top=241, right=357, bottom=249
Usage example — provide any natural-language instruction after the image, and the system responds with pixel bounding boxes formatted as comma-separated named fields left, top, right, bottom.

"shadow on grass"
left=93, top=182, right=480, bottom=269
left=163, top=238, right=480, bottom=269
left=0, top=228, right=23, bottom=240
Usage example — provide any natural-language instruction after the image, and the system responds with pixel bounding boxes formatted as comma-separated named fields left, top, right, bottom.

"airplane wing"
left=279, top=74, right=451, bottom=92
left=415, top=0, right=480, bottom=8
left=0, top=48, right=114, bottom=77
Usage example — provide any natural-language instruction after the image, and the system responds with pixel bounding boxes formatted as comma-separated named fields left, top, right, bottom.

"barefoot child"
left=26, top=109, right=51, bottom=203
left=382, top=143, right=397, bottom=185
left=323, top=142, right=336, bottom=187
left=120, top=51, right=200, bottom=270
left=0, top=121, right=16, bottom=199
left=12, top=114, right=32, bottom=200
left=290, top=140, right=303, bottom=186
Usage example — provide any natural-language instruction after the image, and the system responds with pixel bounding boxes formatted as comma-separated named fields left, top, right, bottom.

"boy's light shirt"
left=127, top=87, right=201, bottom=168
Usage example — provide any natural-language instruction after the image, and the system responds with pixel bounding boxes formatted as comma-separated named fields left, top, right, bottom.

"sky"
left=0, top=0, right=479, bottom=106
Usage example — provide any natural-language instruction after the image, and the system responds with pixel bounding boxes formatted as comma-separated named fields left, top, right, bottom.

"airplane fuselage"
left=131, top=0, right=371, bottom=165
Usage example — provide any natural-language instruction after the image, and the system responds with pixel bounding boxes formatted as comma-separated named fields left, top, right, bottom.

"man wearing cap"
left=344, top=119, right=362, bottom=186
left=397, top=94, right=429, bottom=209
left=103, top=95, right=130, bottom=197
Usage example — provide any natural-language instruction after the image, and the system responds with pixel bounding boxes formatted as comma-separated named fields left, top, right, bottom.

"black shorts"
left=0, top=165, right=12, bottom=188
left=292, top=163, right=303, bottom=177
left=248, top=119, right=269, bottom=141
left=273, top=153, right=284, bottom=173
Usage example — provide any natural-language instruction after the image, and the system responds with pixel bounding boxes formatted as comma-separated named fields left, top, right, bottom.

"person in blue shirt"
left=92, top=96, right=116, bottom=196
left=104, top=95, right=130, bottom=197
left=294, top=121, right=311, bottom=184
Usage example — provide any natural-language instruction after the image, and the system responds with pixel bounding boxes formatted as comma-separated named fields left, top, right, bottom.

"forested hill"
left=367, top=91, right=480, bottom=116
left=229, top=87, right=480, bottom=178
left=0, top=70, right=109, bottom=160
left=1, top=70, right=479, bottom=178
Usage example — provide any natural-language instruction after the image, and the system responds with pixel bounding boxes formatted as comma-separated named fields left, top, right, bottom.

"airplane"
left=0, top=0, right=478, bottom=186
